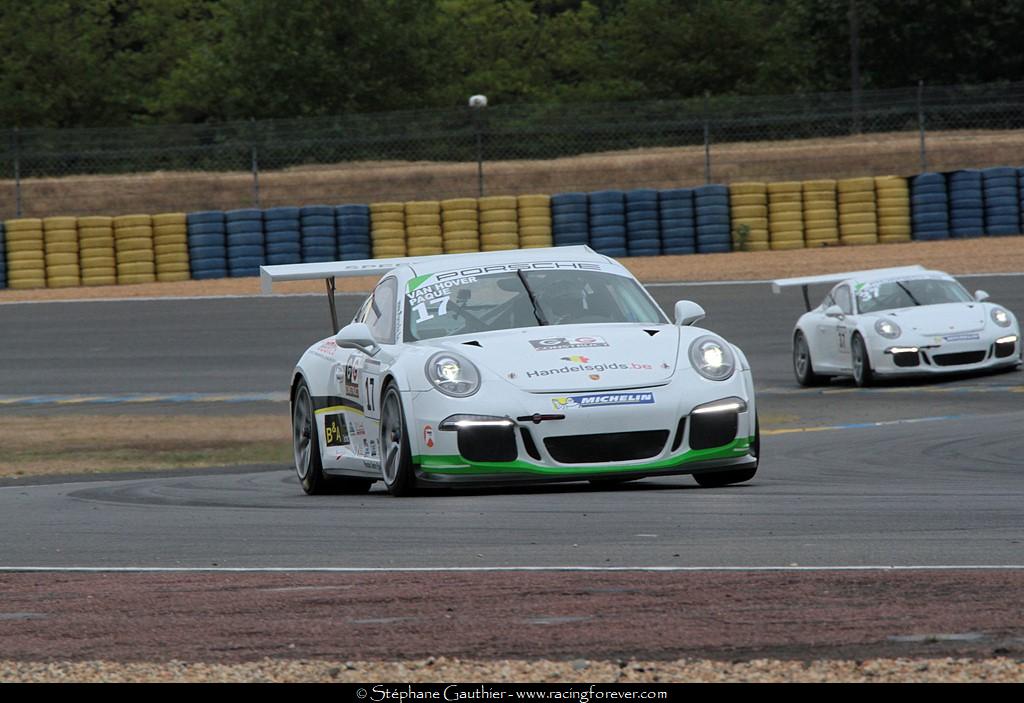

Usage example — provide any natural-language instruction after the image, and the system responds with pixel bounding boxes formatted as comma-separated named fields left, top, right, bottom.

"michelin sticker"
left=551, top=392, right=655, bottom=410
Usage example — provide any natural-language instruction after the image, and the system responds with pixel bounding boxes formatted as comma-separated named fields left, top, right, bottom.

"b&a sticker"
left=423, top=425, right=435, bottom=449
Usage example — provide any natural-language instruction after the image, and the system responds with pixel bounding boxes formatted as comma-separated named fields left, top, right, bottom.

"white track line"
left=2, top=565, right=1023, bottom=573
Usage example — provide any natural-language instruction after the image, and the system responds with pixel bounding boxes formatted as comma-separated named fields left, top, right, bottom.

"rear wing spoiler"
left=771, top=265, right=926, bottom=311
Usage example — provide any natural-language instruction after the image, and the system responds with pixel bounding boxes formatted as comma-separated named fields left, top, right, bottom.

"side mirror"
left=674, top=300, right=706, bottom=326
left=335, top=322, right=378, bottom=353
left=974, top=290, right=990, bottom=302
left=824, top=304, right=845, bottom=318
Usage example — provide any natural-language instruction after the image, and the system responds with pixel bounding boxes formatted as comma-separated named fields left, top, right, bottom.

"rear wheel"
left=380, top=384, right=417, bottom=496
left=793, top=330, right=826, bottom=386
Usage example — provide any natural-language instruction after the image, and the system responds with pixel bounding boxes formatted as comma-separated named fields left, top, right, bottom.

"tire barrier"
left=370, top=202, right=406, bottom=258
left=981, top=167, right=1019, bottom=237
left=336, top=204, right=372, bottom=260
left=551, top=192, right=589, bottom=247
left=518, top=194, right=553, bottom=249
left=152, top=213, right=190, bottom=282
left=113, top=214, right=156, bottom=285
left=441, top=198, right=480, bottom=254
left=767, top=181, right=804, bottom=251
left=694, top=185, right=731, bottom=253
left=187, top=210, right=228, bottom=280
left=299, top=205, right=336, bottom=265
left=3, top=219, right=46, bottom=289
left=803, top=179, right=839, bottom=248
left=221, top=209, right=263, bottom=278
left=588, top=190, right=627, bottom=257
left=874, top=176, right=912, bottom=244
left=910, top=172, right=950, bottom=241
left=624, top=189, right=660, bottom=256
left=837, top=177, right=878, bottom=246
left=658, top=188, right=696, bottom=255
left=405, top=201, right=444, bottom=257
left=478, top=195, right=518, bottom=252
left=43, top=216, right=80, bottom=288
left=262, top=206, right=301, bottom=266
left=728, top=182, right=768, bottom=252
left=948, top=169, right=984, bottom=239
left=0, top=222, right=6, bottom=289
left=78, top=215, right=117, bottom=287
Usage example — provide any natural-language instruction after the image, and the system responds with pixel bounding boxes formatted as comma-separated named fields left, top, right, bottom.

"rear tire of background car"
left=851, top=333, right=874, bottom=387
left=694, top=414, right=759, bottom=488
left=380, top=383, right=417, bottom=497
left=793, top=330, right=826, bottom=386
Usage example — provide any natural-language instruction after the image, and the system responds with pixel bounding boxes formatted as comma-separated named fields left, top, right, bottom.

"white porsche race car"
left=773, top=265, right=1021, bottom=387
left=261, top=246, right=758, bottom=496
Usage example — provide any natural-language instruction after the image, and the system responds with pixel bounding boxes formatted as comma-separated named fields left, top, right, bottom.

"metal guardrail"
left=2, top=81, right=1024, bottom=218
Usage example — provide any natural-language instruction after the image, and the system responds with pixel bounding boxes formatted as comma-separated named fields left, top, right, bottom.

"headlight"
left=425, top=352, right=481, bottom=397
left=688, top=336, right=736, bottom=381
left=992, top=308, right=1012, bottom=328
left=874, top=318, right=901, bottom=339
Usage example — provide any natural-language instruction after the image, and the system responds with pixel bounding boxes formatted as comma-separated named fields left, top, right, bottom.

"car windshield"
left=404, top=269, right=667, bottom=341
left=855, top=277, right=973, bottom=314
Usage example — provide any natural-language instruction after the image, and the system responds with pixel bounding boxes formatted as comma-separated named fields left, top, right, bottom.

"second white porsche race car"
left=773, top=265, right=1021, bottom=386
left=261, top=246, right=759, bottom=496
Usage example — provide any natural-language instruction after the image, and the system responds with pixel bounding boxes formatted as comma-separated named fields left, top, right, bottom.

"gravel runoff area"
left=1, top=657, right=1021, bottom=683
left=0, top=237, right=1022, bottom=304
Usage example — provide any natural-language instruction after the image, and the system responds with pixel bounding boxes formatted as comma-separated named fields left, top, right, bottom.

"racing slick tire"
left=380, top=383, right=417, bottom=497
left=694, top=415, right=759, bottom=488
left=793, top=330, right=827, bottom=386
left=851, top=333, right=874, bottom=387
left=292, top=379, right=373, bottom=495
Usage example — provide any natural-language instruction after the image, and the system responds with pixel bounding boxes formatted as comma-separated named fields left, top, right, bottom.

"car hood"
left=435, top=323, right=681, bottom=392
left=880, top=303, right=987, bottom=336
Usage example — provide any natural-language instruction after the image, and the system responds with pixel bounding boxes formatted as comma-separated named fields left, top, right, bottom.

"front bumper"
left=867, top=331, right=1022, bottom=377
left=406, top=371, right=757, bottom=483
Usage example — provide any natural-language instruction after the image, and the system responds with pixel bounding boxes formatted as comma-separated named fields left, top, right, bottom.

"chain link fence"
left=2, top=81, right=1024, bottom=218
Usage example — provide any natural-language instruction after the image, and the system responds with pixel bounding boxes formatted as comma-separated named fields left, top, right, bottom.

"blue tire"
left=985, top=187, right=1018, bottom=201
left=265, top=253, right=302, bottom=265
left=190, top=257, right=228, bottom=272
left=590, top=225, right=626, bottom=238
left=264, top=230, right=300, bottom=245
left=982, top=167, right=1017, bottom=180
left=697, top=242, right=732, bottom=253
left=187, top=211, right=224, bottom=225
left=912, top=211, right=948, bottom=225
left=227, top=245, right=264, bottom=259
left=301, top=206, right=334, bottom=218
left=301, top=216, right=335, bottom=229
left=551, top=192, right=588, bottom=207
left=265, top=220, right=300, bottom=234
left=228, top=268, right=261, bottom=278
left=189, top=245, right=227, bottom=260
left=226, top=222, right=262, bottom=236
left=588, top=190, right=625, bottom=205
left=661, top=227, right=697, bottom=240
left=188, top=222, right=226, bottom=236
left=227, top=256, right=264, bottom=269
left=625, top=189, right=659, bottom=203
left=912, top=173, right=945, bottom=188
left=553, top=212, right=588, bottom=225
left=302, top=225, right=336, bottom=238
left=264, top=207, right=301, bottom=220
left=987, top=225, right=1020, bottom=236
left=627, top=248, right=661, bottom=257
left=337, top=204, right=370, bottom=216
left=225, top=209, right=262, bottom=222
left=337, top=215, right=371, bottom=228
left=912, top=193, right=947, bottom=207
left=552, top=204, right=588, bottom=216
left=590, top=214, right=625, bottom=228
left=226, top=232, right=263, bottom=247
left=589, top=236, right=626, bottom=248
left=588, top=203, right=625, bottom=216
left=659, top=188, right=694, bottom=202
left=663, top=245, right=696, bottom=255
left=266, top=242, right=302, bottom=255
left=188, top=233, right=226, bottom=248
left=302, top=245, right=336, bottom=259
left=192, top=268, right=227, bottom=280
left=695, top=184, right=728, bottom=198
left=695, top=205, right=731, bottom=219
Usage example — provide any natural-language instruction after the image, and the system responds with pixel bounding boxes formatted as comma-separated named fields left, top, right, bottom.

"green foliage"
left=2, top=0, right=1024, bottom=128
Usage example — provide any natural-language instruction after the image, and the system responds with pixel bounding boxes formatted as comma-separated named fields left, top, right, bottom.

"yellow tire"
left=155, top=253, right=190, bottom=266
left=46, top=264, right=80, bottom=277
left=518, top=216, right=552, bottom=229
left=840, top=223, right=879, bottom=237
left=877, top=216, right=911, bottom=228
left=442, top=209, right=478, bottom=223
left=768, top=192, right=802, bottom=205
left=113, top=214, right=152, bottom=228
left=7, top=265, right=45, bottom=278
left=478, top=196, right=518, bottom=211
left=770, top=240, right=805, bottom=251
left=805, top=238, right=840, bottom=248
left=43, top=229, right=77, bottom=245
left=79, top=226, right=114, bottom=239
left=879, top=234, right=912, bottom=244
left=81, top=258, right=116, bottom=270
left=518, top=225, right=552, bottom=238
left=6, top=250, right=45, bottom=263
left=4, top=219, right=44, bottom=232
left=443, top=220, right=479, bottom=234
left=7, top=278, right=47, bottom=289
left=732, top=205, right=767, bottom=218
left=733, top=217, right=768, bottom=231
left=115, top=225, right=153, bottom=240
left=876, top=202, right=910, bottom=215
left=371, top=228, right=405, bottom=243
left=82, top=276, right=118, bottom=287
left=153, top=226, right=188, bottom=239
left=154, top=243, right=187, bottom=256
left=769, top=223, right=804, bottom=237
left=730, top=182, right=767, bottom=195
left=441, top=198, right=477, bottom=211
left=838, top=201, right=876, bottom=214
left=156, top=262, right=191, bottom=274
left=729, top=194, right=767, bottom=207
left=45, top=253, right=79, bottom=266
left=77, top=216, right=113, bottom=228
left=151, top=213, right=187, bottom=226
left=803, top=179, right=837, bottom=193
left=518, top=235, right=553, bottom=247
left=802, top=191, right=837, bottom=204
left=406, top=235, right=443, bottom=249
left=373, top=245, right=406, bottom=258
left=46, top=276, right=81, bottom=288
left=407, top=246, right=444, bottom=257
left=769, top=211, right=802, bottom=225
left=406, top=225, right=442, bottom=238
left=517, top=194, right=550, bottom=208
left=45, top=241, right=79, bottom=254
left=768, top=202, right=802, bottom=215
left=444, top=247, right=479, bottom=254
left=837, top=177, right=876, bottom=192
left=43, top=217, right=77, bottom=231
left=479, top=209, right=516, bottom=224
left=480, top=222, right=518, bottom=235
left=480, top=243, right=518, bottom=252
left=737, top=241, right=771, bottom=252
left=480, top=233, right=518, bottom=247
left=4, top=229, right=44, bottom=244
left=444, top=239, right=480, bottom=252
left=152, top=235, right=188, bottom=248
left=371, top=212, right=404, bottom=225
left=405, top=214, right=441, bottom=227
left=839, top=212, right=877, bottom=226
left=79, top=235, right=115, bottom=248
left=839, top=190, right=875, bottom=204
left=116, top=237, right=154, bottom=252
left=770, top=229, right=804, bottom=243
left=117, top=250, right=155, bottom=264
left=156, top=271, right=191, bottom=282
left=405, top=201, right=440, bottom=216
left=370, top=202, right=405, bottom=215
left=118, top=262, right=156, bottom=276
left=841, top=234, right=878, bottom=246
left=118, top=273, right=157, bottom=285
left=517, top=206, right=550, bottom=219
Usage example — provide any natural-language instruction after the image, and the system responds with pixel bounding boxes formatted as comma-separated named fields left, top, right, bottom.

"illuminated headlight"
left=874, top=318, right=901, bottom=339
left=688, top=336, right=736, bottom=381
left=991, top=308, right=1012, bottom=327
left=425, top=352, right=481, bottom=397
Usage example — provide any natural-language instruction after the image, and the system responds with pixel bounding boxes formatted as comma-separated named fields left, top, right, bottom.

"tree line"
left=2, top=0, right=1023, bottom=129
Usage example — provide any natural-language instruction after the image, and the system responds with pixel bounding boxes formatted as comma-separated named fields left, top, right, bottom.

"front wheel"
left=293, top=379, right=329, bottom=495
left=380, top=384, right=417, bottom=496
left=851, top=333, right=874, bottom=387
